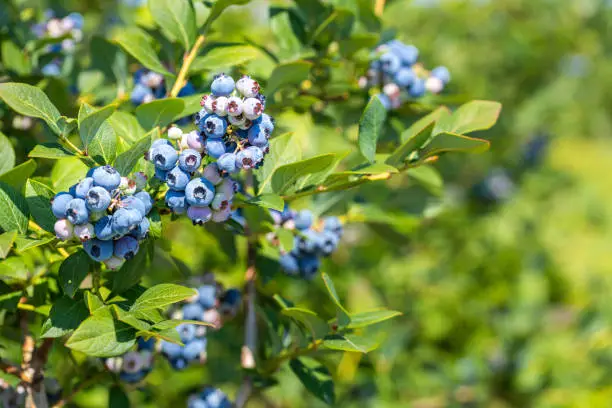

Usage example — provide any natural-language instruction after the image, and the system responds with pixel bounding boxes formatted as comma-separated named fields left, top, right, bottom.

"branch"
left=169, top=35, right=206, bottom=98
left=0, top=359, right=28, bottom=381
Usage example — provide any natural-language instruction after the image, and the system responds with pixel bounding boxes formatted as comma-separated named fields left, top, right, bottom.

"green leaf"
left=0, top=159, right=37, bottom=190
left=0, top=131, right=15, bottom=175
left=113, top=133, right=151, bottom=176
left=358, top=96, right=387, bottom=163
left=78, top=103, right=117, bottom=148
left=1, top=41, right=31, bottom=75
left=109, top=111, right=145, bottom=144
left=88, top=122, right=117, bottom=165
left=323, top=334, right=379, bottom=353
left=28, top=143, right=74, bottom=160
left=338, top=33, right=379, bottom=57
left=406, top=165, right=443, bottom=195
left=190, top=45, right=260, bottom=73
left=267, top=61, right=312, bottom=94
left=0, top=83, right=62, bottom=135
left=433, top=100, right=502, bottom=135
left=0, top=231, right=17, bottom=259
left=129, top=284, right=197, bottom=312
left=282, top=308, right=329, bottom=339
left=112, top=245, right=150, bottom=293
left=65, top=307, right=136, bottom=357
left=149, top=0, right=196, bottom=50
left=51, top=158, right=88, bottom=193
left=113, top=306, right=153, bottom=332
left=108, top=385, right=130, bottom=408
left=321, top=273, right=350, bottom=326
left=135, top=98, right=185, bottom=130
left=0, top=257, right=28, bottom=282
left=420, top=131, right=490, bottom=159
left=385, top=107, right=449, bottom=168
left=247, top=194, right=285, bottom=211
left=347, top=309, right=402, bottom=329
left=271, top=154, right=336, bottom=194
left=14, top=236, right=54, bottom=253
left=41, top=297, right=89, bottom=338
left=110, top=27, right=173, bottom=76
left=148, top=209, right=162, bottom=239
left=59, top=250, right=92, bottom=298
left=151, top=319, right=212, bottom=330
left=256, top=133, right=301, bottom=194
left=25, top=179, right=56, bottom=233
left=0, top=182, right=29, bottom=234
left=277, top=228, right=294, bottom=253
left=290, top=358, right=335, bottom=405
left=85, top=291, right=105, bottom=314
left=202, top=0, right=252, bottom=32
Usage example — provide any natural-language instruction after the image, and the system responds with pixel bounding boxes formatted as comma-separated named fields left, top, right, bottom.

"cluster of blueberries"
left=32, top=10, right=84, bottom=77
left=130, top=69, right=196, bottom=106
left=273, top=209, right=344, bottom=280
left=104, top=338, right=155, bottom=384
left=194, top=74, right=274, bottom=173
left=187, top=387, right=232, bottom=408
left=360, top=39, right=451, bottom=110
left=147, top=129, right=238, bottom=225
left=160, top=281, right=241, bottom=370
left=51, top=165, right=154, bottom=268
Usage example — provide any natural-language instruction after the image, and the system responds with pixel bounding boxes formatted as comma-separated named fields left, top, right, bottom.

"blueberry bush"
left=0, top=1, right=504, bottom=407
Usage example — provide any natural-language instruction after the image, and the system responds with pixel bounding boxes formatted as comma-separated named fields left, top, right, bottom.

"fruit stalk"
left=169, top=35, right=206, bottom=98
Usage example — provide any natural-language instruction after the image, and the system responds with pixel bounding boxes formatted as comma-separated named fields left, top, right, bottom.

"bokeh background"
left=2, top=0, right=611, bottom=407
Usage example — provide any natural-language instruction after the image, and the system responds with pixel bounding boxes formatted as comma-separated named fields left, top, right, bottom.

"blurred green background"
left=3, top=0, right=612, bottom=407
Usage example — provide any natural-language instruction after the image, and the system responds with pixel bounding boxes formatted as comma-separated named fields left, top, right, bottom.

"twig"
left=169, top=35, right=206, bottom=98
left=0, top=359, right=28, bottom=382
left=235, top=378, right=253, bottom=408
left=374, top=0, right=386, bottom=17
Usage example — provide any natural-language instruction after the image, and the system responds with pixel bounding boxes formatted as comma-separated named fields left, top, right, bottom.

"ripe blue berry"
left=211, top=74, right=235, bottom=96
left=51, top=192, right=74, bottom=218
left=185, top=178, right=215, bottom=207
left=395, top=68, right=416, bottom=87
left=92, top=165, right=122, bottom=191
left=161, top=341, right=182, bottom=359
left=279, top=253, right=299, bottom=276
left=294, top=210, right=313, bottom=230
left=320, top=230, right=339, bottom=256
left=182, top=302, right=204, bottom=321
left=197, top=285, right=216, bottom=309
left=298, top=255, right=320, bottom=280
left=130, top=217, right=150, bottom=240
left=154, top=167, right=167, bottom=181
left=134, top=191, right=153, bottom=215
left=74, top=177, right=94, bottom=199
left=177, top=323, right=196, bottom=343
left=114, top=236, right=140, bottom=260
left=151, top=138, right=172, bottom=149
left=165, top=191, right=187, bottom=214
left=182, top=338, right=206, bottom=361
left=201, top=115, right=228, bottom=139
left=187, top=206, right=212, bottom=225
left=150, top=144, right=178, bottom=170
left=166, top=166, right=191, bottom=191
left=83, top=238, right=114, bottom=262
left=94, top=216, right=115, bottom=241
left=65, top=198, right=89, bottom=225
left=178, top=149, right=202, bottom=173
left=324, top=216, right=343, bottom=235
left=408, top=79, right=426, bottom=98
left=112, top=208, right=142, bottom=235
left=217, top=153, right=238, bottom=174
left=247, top=124, right=268, bottom=147
left=205, top=138, right=227, bottom=159
left=85, top=186, right=111, bottom=212
left=380, top=52, right=401, bottom=74
left=431, top=66, right=451, bottom=84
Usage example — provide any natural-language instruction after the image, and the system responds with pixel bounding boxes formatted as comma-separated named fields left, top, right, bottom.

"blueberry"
left=211, top=192, right=231, bottom=211
left=167, top=126, right=183, bottom=140
left=202, top=164, right=223, bottom=185
left=391, top=43, right=419, bottom=66
left=376, top=93, right=392, bottom=110
left=236, top=75, right=260, bottom=98
left=211, top=74, right=235, bottom=96
left=213, top=96, right=229, bottom=117
left=228, top=113, right=247, bottom=127
left=41, top=63, right=61, bottom=77
left=256, top=113, right=275, bottom=135
left=394, top=68, right=416, bottom=87
left=380, top=52, right=401, bottom=75
left=183, top=339, right=206, bottom=361
left=431, top=66, right=451, bottom=84
left=161, top=341, right=182, bottom=359
left=94, top=216, right=115, bottom=241
left=211, top=207, right=231, bottom=223
left=121, top=196, right=147, bottom=218
left=85, top=186, right=111, bottom=212
left=119, top=372, right=145, bottom=384
left=178, top=149, right=202, bottom=173
left=74, top=223, right=94, bottom=242
left=226, top=96, right=243, bottom=116
left=65, top=198, right=89, bottom=225
left=294, top=210, right=313, bottom=230
left=298, top=255, right=320, bottom=280
left=242, top=97, right=264, bottom=121
left=185, top=178, right=215, bottom=207
left=201, top=115, right=228, bottom=139
left=67, top=12, right=84, bottom=29
left=165, top=190, right=187, bottom=214
left=151, top=138, right=172, bottom=149
left=170, top=358, right=187, bottom=370
left=112, top=208, right=142, bottom=235
left=186, top=130, right=205, bottom=152
left=122, top=352, right=144, bottom=374
left=218, top=179, right=237, bottom=199
left=54, top=219, right=74, bottom=241
left=166, top=166, right=191, bottom=191
left=83, top=239, right=114, bottom=262
left=205, top=139, right=227, bottom=159
left=114, top=236, right=140, bottom=260
left=154, top=168, right=168, bottom=181
left=92, top=165, right=122, bottom=191
left=134, top=191, right=154, bottom=214
left=74, top=177, right=94, bottom=199
left=188, top=398, right=208, bottom=408
left=323, top=216, right=343, bottom=235
left=408, top=78, right=426, bottom=98
left=131, top=84, right=152, bottom=105
left=247, top=125, right=268, bottom=147
left=217, top=153, right=238, bottom=174
left=245, top=146, right=263, bottom=164
left=279, top=253, right=299, bottom=276
left=176, top=323, right=196, bottom=343
left=236, top=149, right=255, bottom=170
left=150, top=144, right=178, bottom=170
left=51, top=192, right=74, bottom=218
left=319, top=230, right=339, bottom=256
left=296, top=230, right=321, bottom=254
left=182, top=303, right=204, bottom=321
left=202, top=388, right=231, bottom=408
left=130, top=217, right=150, bottom=240
left=197, top=285, right=216, bottom=309
left=187, top=206, right=212, bottom=225
left=220, top=289, right=241, bottom=310
left=137, top=337, right=156, bottom=351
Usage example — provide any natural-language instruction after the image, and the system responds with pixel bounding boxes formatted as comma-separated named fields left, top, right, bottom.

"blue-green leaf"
left=0, top=83, right=62, bottom=135
left=135, top=98, right=185, bottom=130
left=358, top=96, right=387, bottom=163
left=149, top=0, right=196, bottom=50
